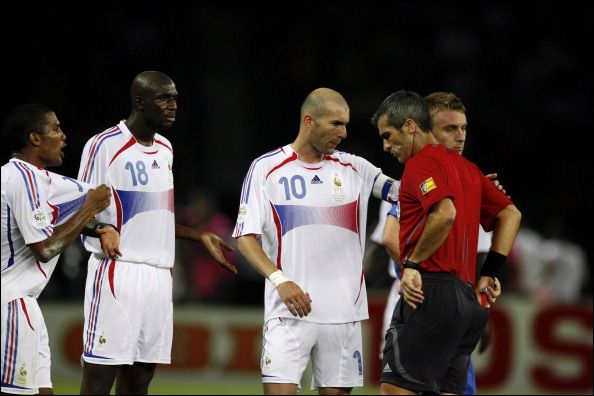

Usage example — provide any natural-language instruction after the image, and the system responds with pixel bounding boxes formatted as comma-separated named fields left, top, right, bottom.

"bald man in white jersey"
left=234, top=88, right=399, bottom=395
left=77, top=71, right=237, bottom=395
left=1, top=104, right=118, bottom=395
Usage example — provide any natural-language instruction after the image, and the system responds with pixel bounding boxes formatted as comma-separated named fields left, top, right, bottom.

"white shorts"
left=82, top=255, right=173, bottom=365
left=380, top=278, right=401, bottom=359
left=261, top=318, right=364, bottom=389
left=1, top=297, right=52, bottom=395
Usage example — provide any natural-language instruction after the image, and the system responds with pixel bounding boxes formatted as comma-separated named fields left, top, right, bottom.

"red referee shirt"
left=398, top=144, right=513, bottom=284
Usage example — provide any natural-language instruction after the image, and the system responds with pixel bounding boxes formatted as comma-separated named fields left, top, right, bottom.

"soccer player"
left=371, top=90, right=521, bottom=395
left=77, top=71, right=237, bottom=395
left=1, top=104, right=118, bottom=395
left=234, top=88, right=399, bottom=395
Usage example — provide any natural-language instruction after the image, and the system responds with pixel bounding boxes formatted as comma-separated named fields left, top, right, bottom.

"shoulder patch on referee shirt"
left=419, top=177, right=437, bottom=195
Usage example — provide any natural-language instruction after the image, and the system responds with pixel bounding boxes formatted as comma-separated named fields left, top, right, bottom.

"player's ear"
left=134, top=96, right=144, bottom=110
left=28, top=131, right=42, bottom=147
left=303, top=114, right=314, bottom=129
left=403, top=119, right=415, bottom=134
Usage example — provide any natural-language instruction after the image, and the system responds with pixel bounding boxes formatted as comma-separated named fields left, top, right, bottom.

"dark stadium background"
left=4, top=1, right=592, bottom=292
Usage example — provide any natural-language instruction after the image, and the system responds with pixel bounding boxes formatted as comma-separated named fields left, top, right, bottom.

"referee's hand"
left=401, top=268, right=424, bottom=309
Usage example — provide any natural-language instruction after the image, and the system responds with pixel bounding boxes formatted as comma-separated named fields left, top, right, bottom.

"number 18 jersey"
left=78, top=121, right=175, bottom=268
left=233, top=144, right=385, bottom=324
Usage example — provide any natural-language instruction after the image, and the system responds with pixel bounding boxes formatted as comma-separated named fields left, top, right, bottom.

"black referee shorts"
left=380, top=272, right=488, bottom=394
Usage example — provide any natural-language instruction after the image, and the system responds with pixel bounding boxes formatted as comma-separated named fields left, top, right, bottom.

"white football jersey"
left=78, top=121, right=175, bottom=268
left=1, top=159, right=93, bottom=305
left=234, top=144, right=398, bottom=324
left=477, top=226, right=492, bottom=253
left=369, top=200, right=399, bottom=279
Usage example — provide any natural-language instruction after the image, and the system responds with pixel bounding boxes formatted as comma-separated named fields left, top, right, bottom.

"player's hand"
left=83, top=184, right=112, bottom=213
left=97, top=225, right=122, bottom=260
left=277, top=281, right=312, bottom=317
left=400, top=267, right=424, bottom=309
left=485, top=173, right=508, bottom=197
left=198, top=231, right=238, bottom=274
left=475, top=276, right=501, bottom=308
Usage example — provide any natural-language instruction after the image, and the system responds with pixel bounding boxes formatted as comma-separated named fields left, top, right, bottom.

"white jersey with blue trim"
left=233, top=144, right=399, bottom=323
left=78, top=121, right=175, bottom=268
left=369, top=200, right=400, bottom=279
left=1, top=159, right=93, bottom=305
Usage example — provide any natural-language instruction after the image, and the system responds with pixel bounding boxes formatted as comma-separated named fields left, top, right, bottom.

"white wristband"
left=268, top=270, right=291, bottom=288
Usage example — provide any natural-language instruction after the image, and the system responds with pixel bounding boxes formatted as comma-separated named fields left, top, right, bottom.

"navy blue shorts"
left=380, top=272, right=489, bottom=394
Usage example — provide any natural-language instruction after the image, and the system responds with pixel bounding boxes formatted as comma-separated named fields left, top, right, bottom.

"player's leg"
left=381, top=274, right=469, bottom=394
left=79, top=256, right=142, bottom=394
left=117, top=265, right=173, bottom=394
left=1, top=297, right=43, bottom=395
left=79, top=362, right=118, bottom=394
left=36, top=316, right=52, bottom=395
left=380, top=279, right=401, bottom=360
left=261, top=318, right=315, bottom=395
left=439, top=279, right=489, bottom=395
left=115, top=362, right=156, bottom=395
left=464, top=359, right=476, bottom=395
left=311, top=322, right=363, bottom=395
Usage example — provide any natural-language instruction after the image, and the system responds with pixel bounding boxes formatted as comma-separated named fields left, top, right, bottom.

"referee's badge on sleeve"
left=419, top=177, right=437, bottom=195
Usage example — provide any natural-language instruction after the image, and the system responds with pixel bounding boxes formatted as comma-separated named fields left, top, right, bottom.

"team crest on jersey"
left=331, top=173, right=345, bottom=202
left=419, top=177, right=437, bottom=195
left=16, top=363, right=27, bottom=385
left=167, top=162, right=174, bottom=188
left=30, top=208, right=50, bottom=229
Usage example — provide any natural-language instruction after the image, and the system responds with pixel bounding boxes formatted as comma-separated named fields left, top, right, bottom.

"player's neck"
left=290, top=141, right=323, bottom=164
left=11, top=151, right=44, bottom=169
left=125, top=118, right=155, bottom=147
left=413, top=132, right=438, bottom=155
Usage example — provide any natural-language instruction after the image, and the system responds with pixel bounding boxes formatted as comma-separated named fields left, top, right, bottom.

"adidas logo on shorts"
left=311, top=175, right=323, bottom=184
left=383, top=363, right=392, bottom=373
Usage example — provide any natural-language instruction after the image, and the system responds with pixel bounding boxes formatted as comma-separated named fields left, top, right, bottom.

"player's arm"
left=475, top=204, right=521, bottom=307
left=237, top=234, right=312, bottom=317
left=29, top=185, right=113, bottom=262
left=381, top=213, right=400, bottom=263
left=402, top=197, right=456, bottom=309
left=175, top=224, right=237, bottom=274
left=363, top=242, right=390, bottom=284
left=372, top=173, right=400, bottom=203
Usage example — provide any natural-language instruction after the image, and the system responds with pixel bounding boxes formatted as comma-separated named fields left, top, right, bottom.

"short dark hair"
left=424, top=92, right=466, bottom=116
left=370, top=90, right=431, bottom=132
left=1, top=103, right=53, bottom=155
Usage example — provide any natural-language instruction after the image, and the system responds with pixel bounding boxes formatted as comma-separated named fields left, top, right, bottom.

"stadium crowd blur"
left=5, top=2, right=592, bottom=305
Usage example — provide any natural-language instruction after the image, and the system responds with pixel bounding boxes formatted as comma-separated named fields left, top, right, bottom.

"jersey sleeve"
left=233, top=158, right=267, bottom=238
left=348, top=154, right=400, bottom=203
left=407, top=155, right=454, bottom=214
left=6, top=168, right=53, bottom=244
left=78, top=135, right=110, bottom=185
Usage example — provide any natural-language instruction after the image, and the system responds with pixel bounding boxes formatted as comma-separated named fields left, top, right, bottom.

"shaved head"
left=130, top=71, right=175, bottom=104
left=301, top=88, right=349, bottom=118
